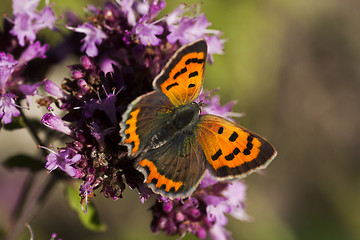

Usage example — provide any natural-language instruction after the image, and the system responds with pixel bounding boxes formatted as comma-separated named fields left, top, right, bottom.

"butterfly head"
left=197, top=100, right=206, bottom=108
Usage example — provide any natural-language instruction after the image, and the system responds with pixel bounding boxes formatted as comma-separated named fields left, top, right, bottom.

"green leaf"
left=27, top=118, right=46, bottom=132
left=66, top=184, right=107, bottom=232
left=3, top=115, right=26, bottom=130
left=4, top=116, right=45, bottom=133
left=3, top=154, right=44, bottom=172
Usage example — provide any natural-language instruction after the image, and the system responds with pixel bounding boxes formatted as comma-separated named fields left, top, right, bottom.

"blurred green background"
left=1, top=0, right=360, bottom=239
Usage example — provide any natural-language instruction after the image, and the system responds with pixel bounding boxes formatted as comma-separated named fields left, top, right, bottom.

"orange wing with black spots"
left=120, top=91, right=173, bottom=157
left=120, top=39, right=277, bottom=199
left=153, top=39, right=207, bottom=107
left=195, top=115, right=277, bottom=179
left=136, top=133, right=207, bottom=199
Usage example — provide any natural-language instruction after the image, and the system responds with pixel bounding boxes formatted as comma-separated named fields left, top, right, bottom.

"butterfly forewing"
left=136, top=133, right=207, bottom=199
left=195, top=115, right=277, bottom=179
left=120, top=91, right=173, bottom=156
left=153, top=39, right=208, bottom=107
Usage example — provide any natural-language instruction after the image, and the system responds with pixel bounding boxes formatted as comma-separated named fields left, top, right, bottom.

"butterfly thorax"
left=142, top=102, right=201, bottom=152
left=171, top=103, right=201, bottom=132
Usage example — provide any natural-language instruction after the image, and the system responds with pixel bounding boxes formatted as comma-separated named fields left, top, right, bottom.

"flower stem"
left=6, top=107, right=55, bottom=240
left=7, top=172, right=35, bottom=232
left=6, top=175, right=58, bottom=240
left=18, top=107, right=47, bottom=155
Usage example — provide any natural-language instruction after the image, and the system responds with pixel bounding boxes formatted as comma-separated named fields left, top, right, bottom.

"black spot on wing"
left=188, top=83, right=196, bottom=88
left=215, top=157, right=264, bottom=178
left=233, top=147, right=241, bottom=155
left=243, top=136, right=254, bottom=156
left=229, top=132, right=238, bottom=142
left=151, top=178, right=158, bottom=185
left=142, top=165, right=150, bottom=175
left=174, top=67, right=188, bottom=80
left=185, top=57, right=205, bottom=65
left=188, top=71, right=198, bottom=78
left=211, top=149, right=222, bottom=160
left=243, top=149, right=251, bottom=155
left=185, top=58, right=193, bottom=65
left=166, top=82, right=179, bottom=90
left=225, top=148, right=241, bottom=161
left=159, top=184, right=167, bottom=191
left=218, top=127, right=224, bottom=134
left=225, top=153, right=235, bottom=160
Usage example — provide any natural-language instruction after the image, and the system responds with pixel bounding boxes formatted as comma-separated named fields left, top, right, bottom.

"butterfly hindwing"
left=195, top=115, right=277, bottom=179
left=136, top=133, right=207, bottom=199
left=120, top=91, right=173, bottom=156
left=153, top=39, right=207, bottom=107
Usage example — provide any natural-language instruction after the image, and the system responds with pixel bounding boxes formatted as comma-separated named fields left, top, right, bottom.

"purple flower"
left=10, top=0, right=55, bottom=46
left=117, top=0, right=137, bottom=26
left=149, top=171, right=249, bottom=239
left=50, top=233, right=62, bottom=240
left=80, top=180, right=95, bottom=214
left=134, top=17, right=164, bottom=46
left=166, top=11, right=210, bottom=45
left=42, top=110, right=72, bottom=135
left=82, top=87, right=120, bottom=126
left=101, top=88, right=120, bottom=125
left=0, top=53, right=18, bottom=93
left=166, top=5, right=224, bottom=61
left=77, top=79, right=90, bottom=96
left=148, top=0, right=166, bottom=21
left=66, top=23, right=107, bottom=57
left=208, top=224, right=231, bottom=240
left=90, top=122, right=114, bottom=150
left=80, top=55, right=93, bottom=70
left=138, top=184, right=153, bottom=203
left=18, top=81, right=43, bottom=107
left=29, top=2, right=239, bottom=238
left=205, top=179, right=249, bottom=240
left=33, top=6, right=56, bottom=30
left=18, top=41, right=49, bottom=64
left=204, top=35, right=225, bottom=56
left=43, top=80, right=66, bottom=99
left=0, top=93, right=20, bottom=124
left=220, top=181, right=249, bottom=221
left=117, top=0, right=149, bottom=26
left=134, top=0, right=150, bottom=16
left=199, top=171, right=218, bottom=188
left=205, top=182, right=249, bottom=240
left=45, top=146, right=81, bottom=177
left=166, top=16, right=195, bottom=45
left=99, top=57, right=121, bottom=74
left=198, top=90, right=244, bottom=121
left=11, top=14, right=37, bottom=47
left=165, top=4, right=185, bottom=26
left=12, top=0, right=39, bottom=15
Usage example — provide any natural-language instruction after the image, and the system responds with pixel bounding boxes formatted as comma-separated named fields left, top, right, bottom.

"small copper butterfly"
left=120, top=39, right=277, bottom=199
